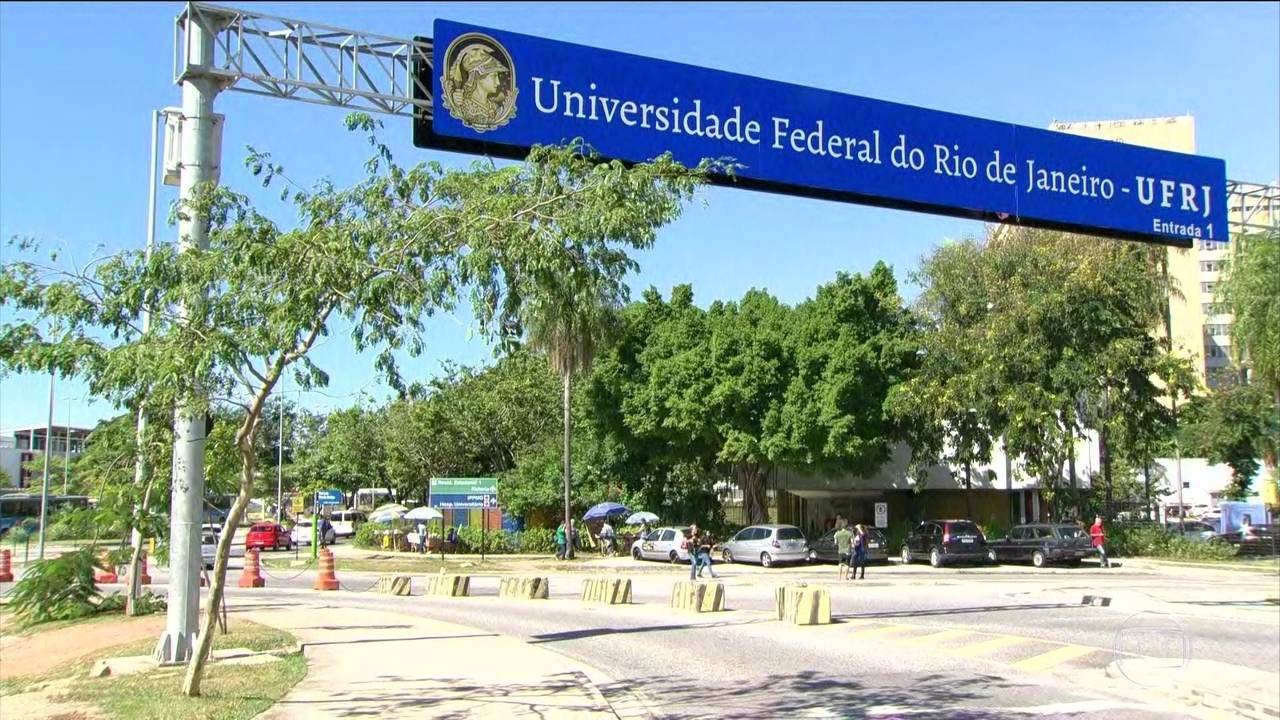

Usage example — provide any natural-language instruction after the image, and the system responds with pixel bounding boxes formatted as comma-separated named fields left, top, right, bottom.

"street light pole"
left=63, top=396, right=72, bottom=495
left=37, top=372, right=55, bottom=560
left=276, top=389, right=284, bottom=523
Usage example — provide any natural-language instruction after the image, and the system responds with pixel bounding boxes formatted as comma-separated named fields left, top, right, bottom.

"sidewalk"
left=237, top=598, right=646, bottom=719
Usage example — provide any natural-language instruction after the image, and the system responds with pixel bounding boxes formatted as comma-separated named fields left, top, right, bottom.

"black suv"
left=901, top=519, right=989, bottom=567
left=987, top=524, right=1094, bottom=567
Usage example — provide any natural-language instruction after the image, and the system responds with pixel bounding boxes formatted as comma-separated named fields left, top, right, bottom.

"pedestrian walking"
left=1090, top=515, right=1110, bottom=568
left=834, top=523, right=853, bottom=580
left=554, top=522, right=567, bottom=560
left=416, top=521, right=429, bottom=554
left=688, top=524, right=718, bottom=580
left=601, top=520, right=616, bottom=557
left=851, top=524, right=868, bottom=580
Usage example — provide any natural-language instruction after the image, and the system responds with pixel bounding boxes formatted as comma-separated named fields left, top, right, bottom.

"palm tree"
left=522, top=268, right=621, bottom=560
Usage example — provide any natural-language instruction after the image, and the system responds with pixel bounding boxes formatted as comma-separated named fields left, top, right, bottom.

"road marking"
left=901, top=628, right=973, bottom=645
left=847, top=624, right=916, bottom=638
left=948, top=634, right=1029, bottom=657
left=1010, top=643, right=1100, bottom=672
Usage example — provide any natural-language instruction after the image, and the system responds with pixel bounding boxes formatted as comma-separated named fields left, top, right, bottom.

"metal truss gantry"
left=175, top=2, right=432, bottom=118
left=1226, top=180, right=1280, bottom=237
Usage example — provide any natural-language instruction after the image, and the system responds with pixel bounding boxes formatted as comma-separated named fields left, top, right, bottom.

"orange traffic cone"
left=94, top=550, right=118, bottom=584
left=238, top=548, right=265, bottom=588
left=313, top=548, right=339, bottom=591
left=0, top=549, right=13, bottom=582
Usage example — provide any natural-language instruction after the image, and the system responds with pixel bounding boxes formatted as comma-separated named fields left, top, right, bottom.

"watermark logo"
left=1111, top=611, right=1190, bottom=687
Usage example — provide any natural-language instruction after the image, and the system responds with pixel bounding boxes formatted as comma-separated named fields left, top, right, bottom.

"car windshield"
left=777, top=528, right=804, bottom=540
left=948, top=522, right=980, bottom=535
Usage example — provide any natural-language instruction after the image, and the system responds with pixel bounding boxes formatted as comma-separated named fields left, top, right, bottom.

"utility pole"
left=156, top=11, right=222, bottom=665
left=276, top=390, right=284, bottom=523
left=36, top=373, right=55, bottom=560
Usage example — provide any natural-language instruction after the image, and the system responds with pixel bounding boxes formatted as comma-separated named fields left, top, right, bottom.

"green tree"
left=1217, top=225, right=1280, bottom=483
left=1, top=119, right=710, bottom=695
left=1180, top=381, right=1279, bottom=499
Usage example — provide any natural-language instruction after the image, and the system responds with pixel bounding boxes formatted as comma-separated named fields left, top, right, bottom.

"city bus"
left=352, top=488, right=396, bottom=512
left=0, top=493, right=92, bottom=537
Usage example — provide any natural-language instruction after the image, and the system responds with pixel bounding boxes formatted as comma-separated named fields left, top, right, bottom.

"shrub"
left=1109, top=522, right=1240, bottom=561
left=97, top=591, right=168, bottom=616
left=9, top=546, right=102, bottom=627
left=455, top=526, right=515, bottom=554
left=353, top=522, right=387, bottom=549
left=46, top=508, right=113, bottom=542
left=514, top=527, right=556, bottom=554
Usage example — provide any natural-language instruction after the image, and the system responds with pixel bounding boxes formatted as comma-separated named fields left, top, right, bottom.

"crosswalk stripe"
left=848, top=624, right=916, bottom=638
left=1010, top=644, right=1100, bottom=672
left=902, top=628, right=973, bottom=645
left=949, top=634, right=1029, bottom=657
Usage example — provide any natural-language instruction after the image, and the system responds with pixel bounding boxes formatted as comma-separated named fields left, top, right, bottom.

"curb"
left=1104, top=661, right=1279, bottom=720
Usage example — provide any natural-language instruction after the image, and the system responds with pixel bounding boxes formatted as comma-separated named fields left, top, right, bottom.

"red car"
left=245, top=522, right=293, bottom=551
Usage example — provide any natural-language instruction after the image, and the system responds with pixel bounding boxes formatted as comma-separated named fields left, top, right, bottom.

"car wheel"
left=761, top=552, right=774, bottom=568
left=929, top=549, right=942, bottom=568
left=986, top=548, right=998, bottom=564
left=901, top=545, right=912, bottom=564
left=722, top=549, right=734, bottom=563
left=668, top=550, right=679, bottom=564
left=808, top=549, right=818, bottom=563
left=632, top=547, right=642, bottom=561
left=1032, top=551, right=1046, bottom=568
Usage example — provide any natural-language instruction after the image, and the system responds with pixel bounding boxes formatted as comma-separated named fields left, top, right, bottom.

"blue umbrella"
left=583, top=502, right=630, bottom=520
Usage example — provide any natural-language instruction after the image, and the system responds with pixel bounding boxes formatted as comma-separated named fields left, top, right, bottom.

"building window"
left=1183, top=482, right=1191, bottom=489
left=1200, top=281, right=1217, bottom=294
left=1197, top=240, right=1228, bottom=251
left=1204, top=323, right=1231, bottom=336
left=1200, top=261, right=1221, bottom=273
left=1205, top=343, right=1229, bottom=359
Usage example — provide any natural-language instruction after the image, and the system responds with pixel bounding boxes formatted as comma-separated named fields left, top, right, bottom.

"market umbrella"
left=369, top=506, right=406, bottom=523
left=625, top=511, right=659, bottom=525
left=583, top=502, right=630, bottom=521
left=404, top=506, right=444, bottom=521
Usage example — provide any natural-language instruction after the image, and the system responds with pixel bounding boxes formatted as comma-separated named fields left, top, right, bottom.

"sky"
left=1, top=1, right=1278, bottom=434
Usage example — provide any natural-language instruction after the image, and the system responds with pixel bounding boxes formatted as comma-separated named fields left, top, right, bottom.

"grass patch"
left=0, top=619, right=299, bottom=698
left=61, top=653, right=306, bottom=720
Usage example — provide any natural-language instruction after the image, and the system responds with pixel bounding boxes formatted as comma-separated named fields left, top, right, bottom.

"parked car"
left=1164, top=520, right=1218, bottom=541
left=808, top=526, right=889, bottom=564
left=330, top=510, right=367, bottom=538
left=200, top=530, right=247, bottom=569
left=291, top=517, right=337, bottom=547
left=1220, top=524, right=1279, bottom=556
left=720, top=524, right=809, bottom=567
left=900, top=519, right=989, bottom=567
left=245, top=522, right=293, bottom=551
left=987, top=524, right=1094, bottom=567
left=631, top=526, right=692, bottom=563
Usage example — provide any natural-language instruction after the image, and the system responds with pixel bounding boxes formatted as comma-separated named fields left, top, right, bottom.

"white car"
left=291, top=518, right=337, bottom=546
left=329, top=510, right=367, bottom=539
left=631, top=526, right=692, bottom=563
left=200, top=529, right=246, bottom=569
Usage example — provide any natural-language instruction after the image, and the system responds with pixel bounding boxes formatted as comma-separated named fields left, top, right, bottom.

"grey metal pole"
left=130, top=108, right=162, bottom=606
left=156, top=14, right=219, bottom=665
left=63, top=397, right=71, bottom=495
left=37, top=373, right=54, bottom=560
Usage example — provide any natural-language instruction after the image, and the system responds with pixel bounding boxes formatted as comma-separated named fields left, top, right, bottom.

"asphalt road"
left=215, top=557, right=1279, bottom=719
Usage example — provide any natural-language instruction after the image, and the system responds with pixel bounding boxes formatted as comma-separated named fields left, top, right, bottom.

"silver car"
left=631, top=526, right=692, bottom=563
left=720, top=524, right=809, bottom=567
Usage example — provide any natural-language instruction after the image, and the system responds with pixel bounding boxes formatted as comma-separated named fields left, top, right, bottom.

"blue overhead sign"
left=315, top=489, right=343, bottom=506
left=415, top=20, right=1226, bottom=247
left=428, top=478, right=498, bottom=510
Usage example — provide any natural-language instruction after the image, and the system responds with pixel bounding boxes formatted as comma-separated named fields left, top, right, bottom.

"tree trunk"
left=1100, top=425, right=1113, bottom=521
left=562, top=371, right=573, bottom=560
left=1142, top=462, right=1153, bottom=521
left=735, top=464, right=769, bottom=525
left=181, top=427, right=258, bottom=696
left=125, top=467, right=159, bottom=617
left=964, top=461, right=973, bottom=520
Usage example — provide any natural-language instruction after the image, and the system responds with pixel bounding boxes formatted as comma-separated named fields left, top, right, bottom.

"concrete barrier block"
left=580, top=577, right=632, bottom=604
left=377, top=575, right=413, bottom=596
left=775, top=583, right=831, bottom=625
left=423, top=574, right=471, bottom=597
left=670, top=581, right=725, bottom=612
left=499, top=576, right=549, bottom=599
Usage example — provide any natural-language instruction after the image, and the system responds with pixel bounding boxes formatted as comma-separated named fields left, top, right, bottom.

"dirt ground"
left=0, top=613, right=166, bottom=680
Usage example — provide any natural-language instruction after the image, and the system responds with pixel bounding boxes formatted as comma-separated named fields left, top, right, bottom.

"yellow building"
left=1049, top=116, right=1279, bottom=390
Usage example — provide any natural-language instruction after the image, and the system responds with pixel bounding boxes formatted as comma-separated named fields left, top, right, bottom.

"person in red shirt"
left=1089, top=515, right=1110, bottom=568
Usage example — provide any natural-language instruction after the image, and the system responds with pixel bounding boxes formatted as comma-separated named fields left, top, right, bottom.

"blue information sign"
left=428, top=478, right=498, bottom=510
left=416, top=20, right=1226, bottom=247
left=315, top=489, right=343, bottom=506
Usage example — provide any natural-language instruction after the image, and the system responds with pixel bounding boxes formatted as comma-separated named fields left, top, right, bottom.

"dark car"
left=987, top=524, right=1095, bottom=567
left=901, top=519, right=989, bottom=567
left=808, top=527, right=889, bottom=564
left=1219, top=524, right=1279, bottom=557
